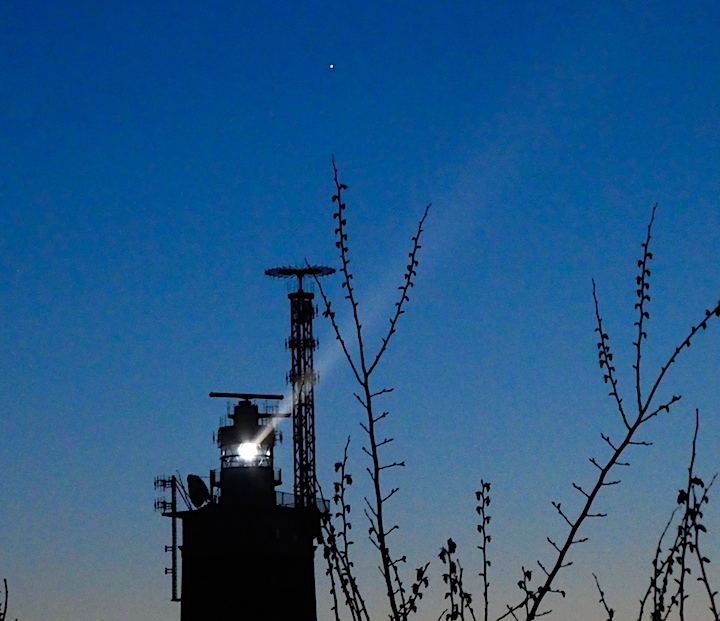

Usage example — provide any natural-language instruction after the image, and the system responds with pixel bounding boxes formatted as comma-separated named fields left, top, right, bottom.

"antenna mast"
left=266, top=265, right=335, bottom=508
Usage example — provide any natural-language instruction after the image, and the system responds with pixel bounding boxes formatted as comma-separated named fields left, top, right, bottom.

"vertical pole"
left=171, top=477, right=179, bottom=602
left=155, top=475, right=181, bottom=603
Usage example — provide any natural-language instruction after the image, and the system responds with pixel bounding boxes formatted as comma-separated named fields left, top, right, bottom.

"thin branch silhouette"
left=501, top=205, right=720, bottom=621
left=315, top=159, right=431, bottom=620
left=0, top=580, right=17, bottom=621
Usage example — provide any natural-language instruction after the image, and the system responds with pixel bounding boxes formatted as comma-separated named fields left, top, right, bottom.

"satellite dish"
left=187, top=474, right=211, bottom=508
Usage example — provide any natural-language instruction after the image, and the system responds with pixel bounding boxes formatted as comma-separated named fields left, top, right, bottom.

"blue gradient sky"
left=2, top=1, right=720, bottom=619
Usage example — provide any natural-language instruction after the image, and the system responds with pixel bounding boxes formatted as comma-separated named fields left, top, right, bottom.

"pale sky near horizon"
left=2, top=1, right=720, bottom=620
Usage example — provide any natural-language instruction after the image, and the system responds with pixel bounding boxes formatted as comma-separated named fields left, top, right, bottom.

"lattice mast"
left=266, top=266, right=334, bottom=508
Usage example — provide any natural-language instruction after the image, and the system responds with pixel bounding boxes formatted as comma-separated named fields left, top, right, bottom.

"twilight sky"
left=2, top=1, right=720, bottom=620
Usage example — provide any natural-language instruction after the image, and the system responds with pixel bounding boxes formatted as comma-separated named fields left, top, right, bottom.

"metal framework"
left=266, top=265, right=334, bottom=507
left=154, top=475, right=180, bottom=602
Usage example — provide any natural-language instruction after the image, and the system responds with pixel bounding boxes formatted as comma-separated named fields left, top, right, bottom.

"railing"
left=220, top=454, right=273, bottom=468
left=275, top=491, right=330, bottom=514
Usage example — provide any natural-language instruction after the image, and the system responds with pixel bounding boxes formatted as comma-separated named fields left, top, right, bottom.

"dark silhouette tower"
left=155, top=264, right=334, bottom=620
left=265, top=265, right=335, bottom=508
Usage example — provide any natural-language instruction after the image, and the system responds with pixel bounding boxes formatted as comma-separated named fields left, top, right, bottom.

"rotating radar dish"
left=266, top=265, right=335, bottom=292
left=265, top=265, right=335, bottom=279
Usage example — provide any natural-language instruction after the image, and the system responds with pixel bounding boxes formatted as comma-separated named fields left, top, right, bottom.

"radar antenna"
left=266, top=264, right=335, bottom=508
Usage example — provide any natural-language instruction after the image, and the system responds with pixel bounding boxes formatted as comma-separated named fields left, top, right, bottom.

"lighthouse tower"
left=176, top=393, right=320, bottom=620
left=155, top=265, right=334, bottom=620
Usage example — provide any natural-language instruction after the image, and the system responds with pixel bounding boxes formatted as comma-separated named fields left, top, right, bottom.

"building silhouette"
left=155, top=265, right=333, bottom=620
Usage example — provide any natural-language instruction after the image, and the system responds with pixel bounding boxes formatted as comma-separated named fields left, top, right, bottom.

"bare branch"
left=633, top=203, right=657, bottom=416
left=318, top=161, right=431, bottom=620
left=367, top=203, right=431, bottom=377
left=522, top=205, right=720, bottom=621
left=593, top=280, right=630, bottom=429
left=593, top=573, right=616, bottom=621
